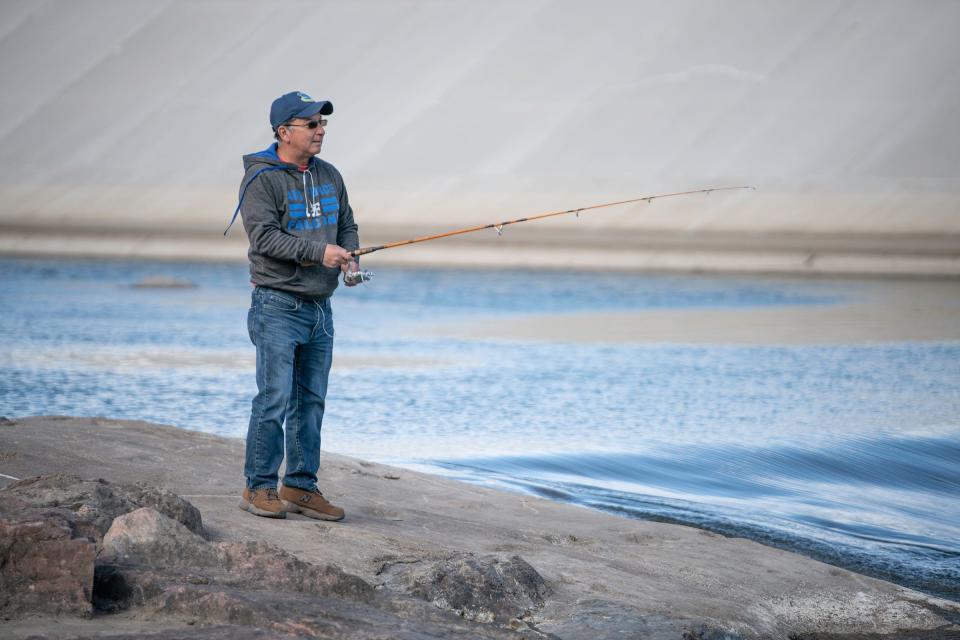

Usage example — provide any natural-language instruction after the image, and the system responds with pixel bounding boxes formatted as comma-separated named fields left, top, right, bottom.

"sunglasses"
left=282, top=118, right=327, bottom=130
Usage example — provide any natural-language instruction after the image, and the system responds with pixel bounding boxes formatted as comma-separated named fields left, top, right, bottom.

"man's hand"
left=322, top=244, right=353, bottom=268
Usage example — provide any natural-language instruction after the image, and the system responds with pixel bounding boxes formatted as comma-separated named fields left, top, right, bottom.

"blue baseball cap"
left=270, top=91, right=334, bottom=129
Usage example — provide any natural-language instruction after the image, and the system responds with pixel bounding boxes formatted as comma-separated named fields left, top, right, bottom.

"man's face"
left=280, top=114, right=326, bottom=156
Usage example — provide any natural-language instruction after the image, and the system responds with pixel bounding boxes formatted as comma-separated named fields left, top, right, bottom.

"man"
left=236, top=91, right=359, bottom=521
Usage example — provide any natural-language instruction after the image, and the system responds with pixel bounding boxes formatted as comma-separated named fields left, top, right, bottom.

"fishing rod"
left=340, top=185, right=754, bottom=284
left=350, top=185, right=754, bottom=259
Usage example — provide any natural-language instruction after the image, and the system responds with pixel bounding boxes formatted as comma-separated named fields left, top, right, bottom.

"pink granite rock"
left=0, top=504, right=95, bottom=618
left=96, top=507, right=374, bottom=611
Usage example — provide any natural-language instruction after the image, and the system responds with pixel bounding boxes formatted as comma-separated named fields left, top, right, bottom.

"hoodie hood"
left=242, top=143, right=324, bottom=171
left=243, top=143, right=291, bottom=171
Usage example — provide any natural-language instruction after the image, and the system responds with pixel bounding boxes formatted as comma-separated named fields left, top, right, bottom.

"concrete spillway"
left=0, top=1, right=958, bottom=274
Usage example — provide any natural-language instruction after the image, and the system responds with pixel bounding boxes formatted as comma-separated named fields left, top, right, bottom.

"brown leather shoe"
left=239, top=487, right=286, bottom=518
left=279, top=485, right=345, bottom=521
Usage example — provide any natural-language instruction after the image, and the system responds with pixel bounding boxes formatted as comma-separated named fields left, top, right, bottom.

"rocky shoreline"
left=1, top=416, right=958, bottom=639
left=3, top=475, right=550, bottom=638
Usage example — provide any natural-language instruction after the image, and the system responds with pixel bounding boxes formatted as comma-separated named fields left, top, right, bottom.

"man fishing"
left=236, top=91, right=359, bottom=521
left=222, top=90, right=749, bottom=521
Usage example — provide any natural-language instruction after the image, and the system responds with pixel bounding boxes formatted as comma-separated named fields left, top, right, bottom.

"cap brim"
left=293, top=100, right=334, bottom=119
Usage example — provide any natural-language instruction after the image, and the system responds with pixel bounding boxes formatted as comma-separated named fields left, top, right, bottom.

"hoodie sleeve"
left=239, top=168, right=327, bottom=264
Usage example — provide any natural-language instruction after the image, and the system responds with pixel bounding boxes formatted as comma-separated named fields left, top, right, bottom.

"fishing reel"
left=343, top=267, right=374, bottom=286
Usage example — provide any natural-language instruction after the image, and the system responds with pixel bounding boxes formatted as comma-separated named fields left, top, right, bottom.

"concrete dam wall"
left=0, top=0, right=958, bottom=274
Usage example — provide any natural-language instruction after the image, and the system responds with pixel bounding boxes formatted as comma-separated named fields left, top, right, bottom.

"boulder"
left=95, top=508, right=375, bottom=611
left=0, top=475, right=201, bottom=620
left=381, top=553, right=550, bottom=623
left=98, top=506, right=216, bottom=568
left=1, top=475, right=203, bottom=541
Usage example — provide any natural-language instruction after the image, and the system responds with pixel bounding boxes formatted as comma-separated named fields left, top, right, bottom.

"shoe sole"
left=238, top=498, right=286, bottom=518
left=281, top=499, right=344, bottom=521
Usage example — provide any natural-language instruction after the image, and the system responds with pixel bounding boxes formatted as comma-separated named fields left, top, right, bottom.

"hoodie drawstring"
left=302, top=168, right=318, bottom=220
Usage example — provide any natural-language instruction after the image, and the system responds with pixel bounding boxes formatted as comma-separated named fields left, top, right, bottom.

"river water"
left=1, top=256, right=957, bottom=599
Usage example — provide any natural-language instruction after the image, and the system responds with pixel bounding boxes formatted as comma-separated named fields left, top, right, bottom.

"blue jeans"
left=244, top=286, right=334, bottom=491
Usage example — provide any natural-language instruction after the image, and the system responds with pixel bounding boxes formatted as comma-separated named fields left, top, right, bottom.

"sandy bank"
left=429, top=279, right=960, bottom=345
left=1, top=416, right=957, bottom=639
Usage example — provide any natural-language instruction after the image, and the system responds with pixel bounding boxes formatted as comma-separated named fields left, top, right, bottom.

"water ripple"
left=425, top=434, right=960, bottom=598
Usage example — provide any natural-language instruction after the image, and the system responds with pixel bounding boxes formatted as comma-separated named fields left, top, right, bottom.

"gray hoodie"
left=236, top=143, right=359, bottom=300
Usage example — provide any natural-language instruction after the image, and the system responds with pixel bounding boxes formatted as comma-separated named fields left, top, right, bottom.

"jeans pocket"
left=247, top=306, right=256, bottom=345
left=261, top=290, right=300, bottom=312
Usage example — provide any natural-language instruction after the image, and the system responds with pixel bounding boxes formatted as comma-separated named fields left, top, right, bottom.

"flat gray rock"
left=536, top=599, right=741, bottom=640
